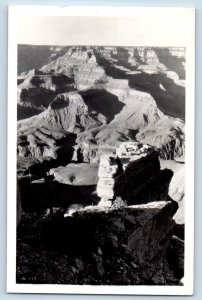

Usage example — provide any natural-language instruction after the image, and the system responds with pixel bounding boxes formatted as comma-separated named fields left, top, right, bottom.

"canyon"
left=17, top=45, right=185, bottom=285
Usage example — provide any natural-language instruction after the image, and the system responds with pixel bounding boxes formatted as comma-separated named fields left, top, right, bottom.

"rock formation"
left=160, top=159, right=185, bottom=224
left=17, top=200, right=183, bottom=285
left=17, top=72, right=75, bottom=120
left=17, top=128, right=76, bottom=162
left=40, top=49, right=105, bottom=90
left=17, top=46, right=185, bottom=161
left=97, top=142, right=173, bottom=207
left=16, top=45, right=185, bottom=286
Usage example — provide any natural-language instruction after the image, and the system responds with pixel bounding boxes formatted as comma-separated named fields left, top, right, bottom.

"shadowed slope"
left=94, top=50, right=185, bottom=120
left=128, top=73, right=185, bottom=120
left=155, top=48, right=185, bottom=80
left=80, top=89, right=125, bottom=122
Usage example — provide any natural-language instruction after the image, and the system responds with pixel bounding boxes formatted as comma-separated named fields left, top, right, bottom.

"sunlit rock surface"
left=49, top=163, right=99, bottom=186
left=17, top=46, right=185, bottom=161
left=97, top=142, right=173, bottom=206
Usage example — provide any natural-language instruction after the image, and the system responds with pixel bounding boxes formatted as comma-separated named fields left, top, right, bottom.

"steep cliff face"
left=41, top=49, right=105, bottom=90
left=137, top=48, right=167, bottom=73
left=97, top=142, right=173, bottom=206
left=17, top=200, right=182, bottom=285
left=160, top=159, right=185, bottom=224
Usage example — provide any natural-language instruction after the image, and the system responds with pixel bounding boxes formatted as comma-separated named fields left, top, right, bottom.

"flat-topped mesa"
left=97, top=142, right=173, bottom=207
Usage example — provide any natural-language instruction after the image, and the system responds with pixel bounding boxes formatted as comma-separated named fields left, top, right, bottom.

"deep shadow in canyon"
left=95, top=51, right=185, bottom=120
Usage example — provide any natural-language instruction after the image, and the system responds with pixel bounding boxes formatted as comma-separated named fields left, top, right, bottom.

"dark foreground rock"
left=16, top=200, right=182, bottom=285
left=18, top=177, right=98, bottom=213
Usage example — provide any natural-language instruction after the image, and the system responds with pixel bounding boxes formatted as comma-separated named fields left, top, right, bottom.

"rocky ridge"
left=17, top=200, right=183, bottom=285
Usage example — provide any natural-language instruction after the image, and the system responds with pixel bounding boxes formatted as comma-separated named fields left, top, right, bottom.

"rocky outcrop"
left=137, top=48, right=167, bottom=73
left=160, top=159, right=185, bottom=224
left=136, top=120, right=185, bottom=160
left=108, top=87, right=185, bottom=161
left=73, top=126, right=133, bottom=163
left=17, top=92, right=110, bottom=136
left=41, top=49, right=105, bottom=90
left=110, top=89, right=165, bottom=127
left=17, top=200, right=182, bottom=285
left=17, top=127, right=75, bottom=163
left=18, top=73, right=74, bottom=94
left=97, top=142, right=173, bottom=206
left=17, top=72, right=75, bottom=120
left=72, top=87, right=185, bottom=161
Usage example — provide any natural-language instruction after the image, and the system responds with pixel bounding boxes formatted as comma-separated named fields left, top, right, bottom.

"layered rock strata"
left=17, top=129, right=76, bottom=162
left=17, top=47, right=185, bottom=161
left=97, top=142, right=173, bottom=206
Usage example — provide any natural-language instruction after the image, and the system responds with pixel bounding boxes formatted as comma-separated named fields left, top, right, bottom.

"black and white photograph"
left=7, top=6, right=195, bottom=295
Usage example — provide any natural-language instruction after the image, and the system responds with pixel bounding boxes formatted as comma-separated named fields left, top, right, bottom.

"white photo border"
left=7, top=5, right=195, bottom=295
